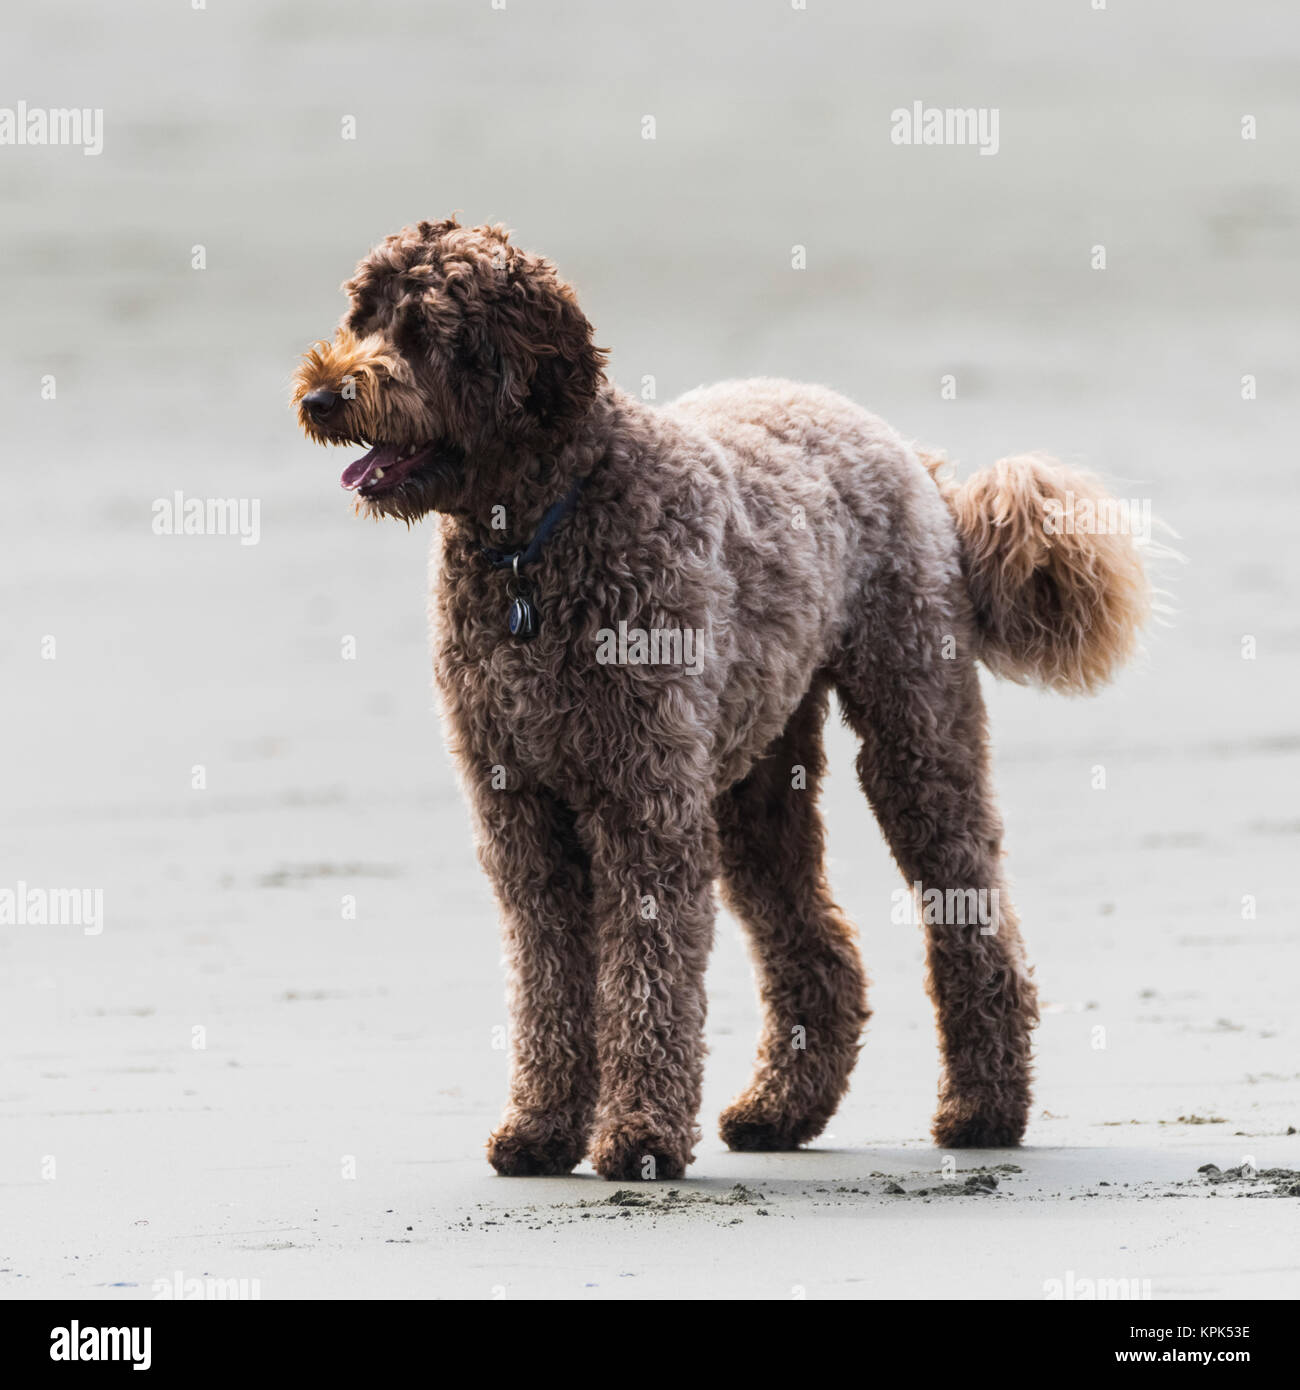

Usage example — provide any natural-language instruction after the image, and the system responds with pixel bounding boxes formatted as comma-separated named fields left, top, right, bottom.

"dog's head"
left=292, top=217, right=607, bottom=521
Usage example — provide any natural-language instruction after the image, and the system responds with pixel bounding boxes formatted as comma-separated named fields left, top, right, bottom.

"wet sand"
left=2, top=0, right=1298, bottom=1298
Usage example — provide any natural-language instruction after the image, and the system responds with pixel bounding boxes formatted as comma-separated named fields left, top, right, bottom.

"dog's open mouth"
left=341, top=441, right=441, bottom=497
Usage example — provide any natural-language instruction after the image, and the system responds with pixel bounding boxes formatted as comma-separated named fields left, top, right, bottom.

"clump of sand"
left=1197, top=1164, right=1300, bottom=1197
left=590, top=1183, right=767, bottom=1211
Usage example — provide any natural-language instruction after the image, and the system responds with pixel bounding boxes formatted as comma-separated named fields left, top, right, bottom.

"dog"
left=293, top=216, right=1150, bottom=1181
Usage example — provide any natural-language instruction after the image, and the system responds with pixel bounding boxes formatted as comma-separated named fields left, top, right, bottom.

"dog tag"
left=508, top=593, right=539, bottom=640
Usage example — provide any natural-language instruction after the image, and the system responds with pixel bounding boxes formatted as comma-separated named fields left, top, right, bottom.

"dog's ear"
left=445, top=237, right=607, bottom=446
left=497, top=248, right=607, bottom=438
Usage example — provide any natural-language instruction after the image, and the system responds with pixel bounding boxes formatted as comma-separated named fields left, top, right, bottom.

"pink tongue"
left=341, top=443, right=399, bottom=490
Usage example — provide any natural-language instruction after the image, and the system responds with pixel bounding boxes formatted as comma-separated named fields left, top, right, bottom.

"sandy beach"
left=2, top=0, right=1298, bottom=1299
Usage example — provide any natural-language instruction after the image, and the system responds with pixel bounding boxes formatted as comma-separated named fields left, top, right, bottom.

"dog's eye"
left=393, top=304, right=429, bottom=356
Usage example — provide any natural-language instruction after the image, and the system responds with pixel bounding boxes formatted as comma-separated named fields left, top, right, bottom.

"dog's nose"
left=302, top=388, right=340, bottom=422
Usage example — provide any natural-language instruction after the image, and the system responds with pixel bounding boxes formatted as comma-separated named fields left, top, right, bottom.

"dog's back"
left=661, top=377, right=967, bottom=784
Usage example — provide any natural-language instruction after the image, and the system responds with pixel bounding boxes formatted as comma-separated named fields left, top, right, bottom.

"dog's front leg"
left=581, top=794, right=717, bottom=1181
left=471, top=779, right=599, bottom=1176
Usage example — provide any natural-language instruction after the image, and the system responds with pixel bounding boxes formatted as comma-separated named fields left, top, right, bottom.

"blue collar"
left=477, top=478, right=584, bottom=572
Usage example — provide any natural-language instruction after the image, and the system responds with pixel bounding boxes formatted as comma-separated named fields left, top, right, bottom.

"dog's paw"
left=718, top=1096, right=826, bottom=1152
left=931, top=1096, right=1028, bottom=1149
left=589, top=1119, right=694, bottom=1182
left=486, top=1119, right=586, bottom=1177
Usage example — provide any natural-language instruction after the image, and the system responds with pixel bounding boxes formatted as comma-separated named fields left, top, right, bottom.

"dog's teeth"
left=372, top=467, right=385, bottom=481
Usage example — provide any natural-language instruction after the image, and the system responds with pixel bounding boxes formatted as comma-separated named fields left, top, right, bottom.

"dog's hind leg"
left=716, top=678, right=870, bottom=1151
left=832, top=581, right=1039, bottom=1148
left=472, top=781, right=599, bottom=1176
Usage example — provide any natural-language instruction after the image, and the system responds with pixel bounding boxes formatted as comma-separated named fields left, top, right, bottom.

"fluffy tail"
left=923, top=452, right=1153, bottom=694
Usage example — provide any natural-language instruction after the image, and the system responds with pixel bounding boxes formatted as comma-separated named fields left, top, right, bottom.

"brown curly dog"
left=292, top=217, right=1150, bottom=1181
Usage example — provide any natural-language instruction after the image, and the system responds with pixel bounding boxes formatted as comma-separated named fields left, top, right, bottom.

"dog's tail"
left=922, top=452, right=1153, bottom=694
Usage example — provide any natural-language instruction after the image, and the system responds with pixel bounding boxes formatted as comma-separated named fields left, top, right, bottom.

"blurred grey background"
left=2, top=1, right=1298, bottom=1297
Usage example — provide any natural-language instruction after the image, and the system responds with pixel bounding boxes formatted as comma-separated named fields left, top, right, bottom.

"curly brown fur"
left=716, top=678, right=870, bottom=1151
left=922, top=451, right=1151, bottom=693
left=292, top=217, right=1152, bottom=1178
